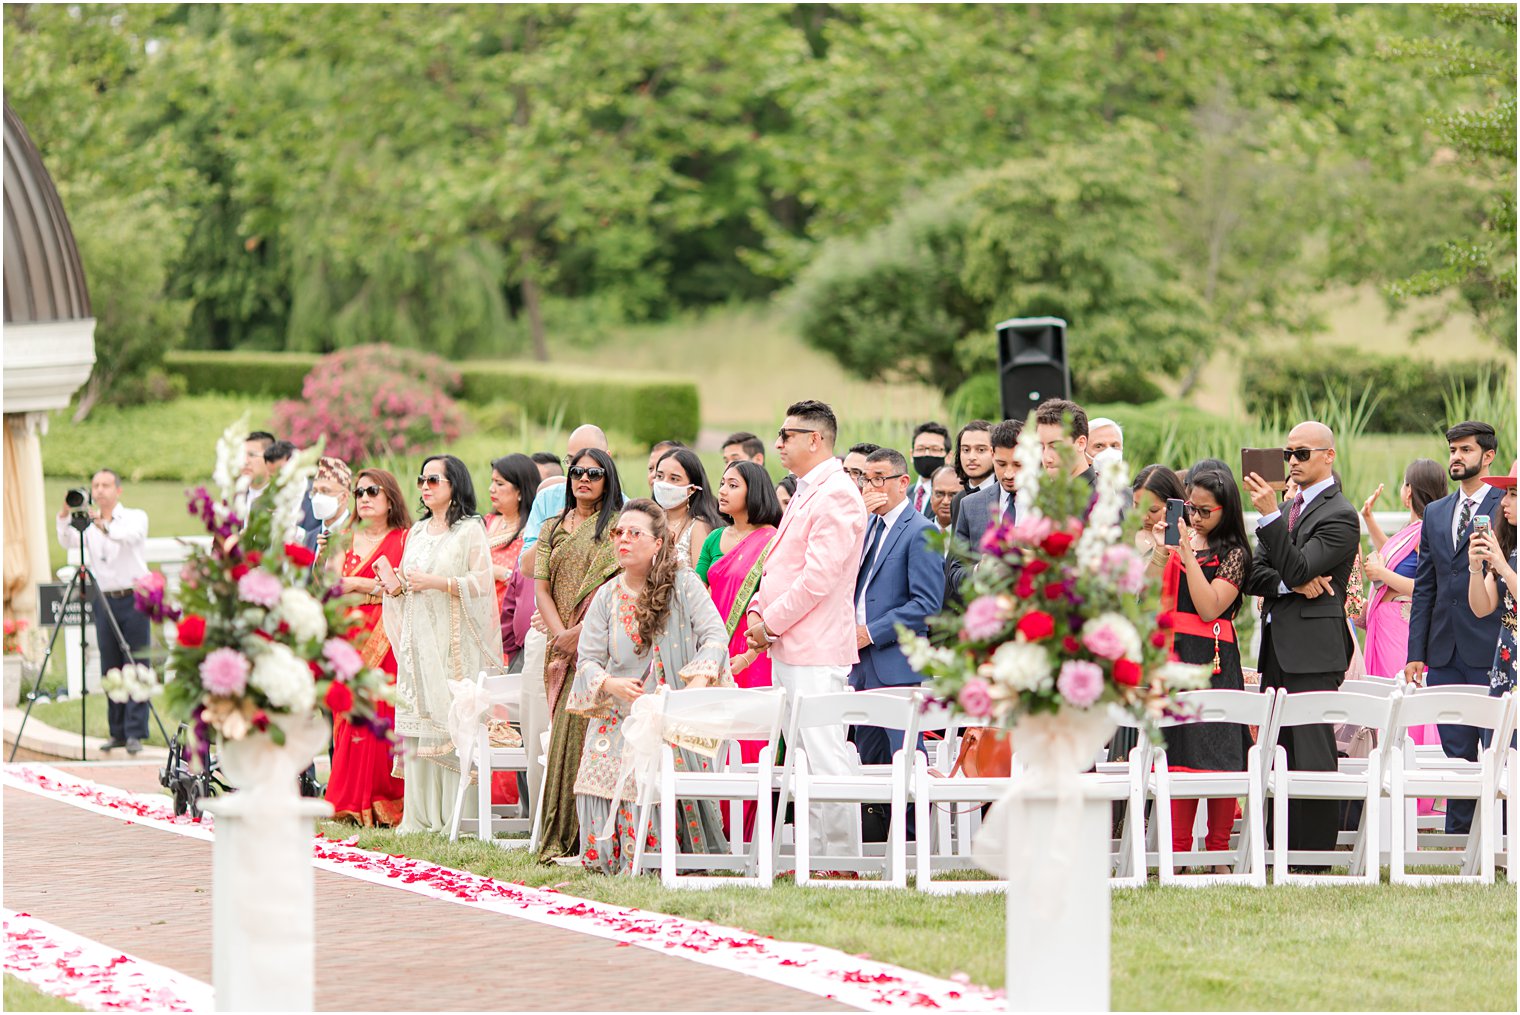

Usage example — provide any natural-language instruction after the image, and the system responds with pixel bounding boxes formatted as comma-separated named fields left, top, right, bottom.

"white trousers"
left=519, top=627, right=551, bottom=821
left=772, top=660, right=860, bottom=859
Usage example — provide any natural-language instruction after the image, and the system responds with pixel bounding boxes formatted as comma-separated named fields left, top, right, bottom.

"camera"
left=64, top=486, right=92, bottom=532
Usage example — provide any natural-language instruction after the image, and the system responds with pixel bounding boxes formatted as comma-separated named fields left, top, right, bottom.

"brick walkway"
left=4, top=762, right=851, bottom=1012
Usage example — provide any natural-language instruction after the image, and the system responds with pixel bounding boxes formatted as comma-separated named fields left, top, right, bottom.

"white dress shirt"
left=856, top=499, right=910, bottom=627
left=56, top=505, right=150, bottom=592
left=1256, top=475, right=1336, bottom=610
left=1451, top=487, right=1486, bottom=546
left=792, top=456, right=835, bottom=502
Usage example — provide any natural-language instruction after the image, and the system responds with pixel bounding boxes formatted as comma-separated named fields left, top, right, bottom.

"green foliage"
left=40, top=394, right=273, bottom=483
left=1239, top=346, right=1509, bottom=434
left=457, top=363, right=700, bottom=447
left=164, top=351, right=318, bottom=398
left=4, top=976, right=85, bottom=1013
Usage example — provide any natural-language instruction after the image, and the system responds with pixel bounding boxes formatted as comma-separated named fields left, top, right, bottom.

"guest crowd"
left=86, top=397, right=1516, bottom=874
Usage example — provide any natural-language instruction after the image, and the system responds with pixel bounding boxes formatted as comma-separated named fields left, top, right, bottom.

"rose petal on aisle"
left=4, top=763, right=1004, bottom=1012
left=4, top=909, right=214, bottom=1013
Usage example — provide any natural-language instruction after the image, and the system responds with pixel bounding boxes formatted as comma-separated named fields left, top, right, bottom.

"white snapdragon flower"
left=212, top=415, right=252, bottom=499
left=1012, top=421, right=1045, bottom=519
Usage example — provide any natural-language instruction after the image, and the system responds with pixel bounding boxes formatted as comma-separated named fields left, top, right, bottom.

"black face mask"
left=912, top=455, right=943, bottom=480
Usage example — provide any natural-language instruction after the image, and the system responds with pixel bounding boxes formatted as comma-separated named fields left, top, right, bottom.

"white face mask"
left=309, top=492, right=341, bottom=522
left=651, top=481, right=692, bottom=510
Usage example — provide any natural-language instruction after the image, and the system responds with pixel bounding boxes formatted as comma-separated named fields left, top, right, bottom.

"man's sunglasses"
left=353, top=484, right=383, bottom=499
left=416, top=474, right=449, bottom=489
left=1282, top=447, right=1331, bottom=462
left=569, top=466, right=607, bottom=481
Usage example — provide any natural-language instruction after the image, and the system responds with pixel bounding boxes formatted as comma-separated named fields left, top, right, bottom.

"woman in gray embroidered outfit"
left=382, top=454, right=503, bottom=834
left=565, top=499, right=733, bottom=874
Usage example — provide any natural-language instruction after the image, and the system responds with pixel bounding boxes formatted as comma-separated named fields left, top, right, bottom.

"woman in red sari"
left=698, top=461, right=783, bottom=840
left=326, top=468, right=411, bottom=826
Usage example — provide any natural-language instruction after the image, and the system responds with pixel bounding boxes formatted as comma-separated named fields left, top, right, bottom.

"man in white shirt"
left=56, top=470, right=152, bottom=753
left=240, top=431, right=276, bottom=527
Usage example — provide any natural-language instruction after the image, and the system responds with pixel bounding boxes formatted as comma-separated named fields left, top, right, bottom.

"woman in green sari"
left=534, top=448, right=623, bottom=861
left=566, top=499, right=734, bottom=874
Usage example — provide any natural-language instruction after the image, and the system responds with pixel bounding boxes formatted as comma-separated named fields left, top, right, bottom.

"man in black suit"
left=945, top=419, right=1022, bottom=599
left=907, top=422, right=952, bottom=519
left=1405, top=420, right=1505, bottom=834
left=1243, top=421, right=1361, bottom=861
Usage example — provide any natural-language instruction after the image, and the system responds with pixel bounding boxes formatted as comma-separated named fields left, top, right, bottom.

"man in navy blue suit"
left=850, top=447, right=945, bottom=767
left=1406, top=420, right=1505, bottom=834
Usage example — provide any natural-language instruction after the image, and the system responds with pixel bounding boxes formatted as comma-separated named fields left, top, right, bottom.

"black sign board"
left=38, top=581, right=93, bottom=628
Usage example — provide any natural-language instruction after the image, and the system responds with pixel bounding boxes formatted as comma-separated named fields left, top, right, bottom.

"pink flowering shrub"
left=272, top=345, right=468, bottom=464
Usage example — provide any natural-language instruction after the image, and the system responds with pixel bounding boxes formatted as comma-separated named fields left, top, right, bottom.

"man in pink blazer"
left=747, top=399, right=869, bottom=862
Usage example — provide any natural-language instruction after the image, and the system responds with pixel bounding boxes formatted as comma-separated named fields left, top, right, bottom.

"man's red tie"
left=914, top=484, right=926, bottom=511
left=1287, top=492, right=1305, bottom=533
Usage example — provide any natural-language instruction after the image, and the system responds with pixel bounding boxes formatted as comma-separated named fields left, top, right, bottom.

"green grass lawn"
left=3, top=975, right=84, bottom=1012
left=316, top=822, right=1515, bottom=1011
left=20, top=691, right=173, bottom=749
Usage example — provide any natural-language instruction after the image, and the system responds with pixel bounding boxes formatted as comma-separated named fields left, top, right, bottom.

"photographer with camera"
left=55, top=469, right=151, bottom=754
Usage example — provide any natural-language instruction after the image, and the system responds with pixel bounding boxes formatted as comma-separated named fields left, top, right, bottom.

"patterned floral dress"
left=566, top=570, right=732, bottom=874
left=1490, top=550, right=1517, bottom=697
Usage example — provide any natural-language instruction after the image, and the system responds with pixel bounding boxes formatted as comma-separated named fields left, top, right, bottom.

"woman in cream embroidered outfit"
left=382, top=454, right=503, bottom=834
left=566, top=499, right=733, bottom=874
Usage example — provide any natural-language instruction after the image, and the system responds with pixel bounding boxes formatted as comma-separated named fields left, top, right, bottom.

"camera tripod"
left=8, top=512, right=171, bottom=763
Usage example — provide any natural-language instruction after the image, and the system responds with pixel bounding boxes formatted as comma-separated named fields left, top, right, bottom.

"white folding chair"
left=1268, top=688, right=1398, bottom=884
left=1475, top=694, right=1517, bottom=877
left=628, top=686, right=788, bottom=888
left=775, top=690, right=920, bottom=888
left=1340, top=677, right=1400, bottom=697
left=448, top=670, right=531, bottom=845
left=1151, top=688, right=1276, bottom=887
left=909, top=705, right=1013, bottom=893
left=526, top=729, right=552, bottom=854
left=1388, top=690, right=1510, bottom=885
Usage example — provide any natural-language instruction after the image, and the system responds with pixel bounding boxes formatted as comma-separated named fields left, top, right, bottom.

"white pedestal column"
left=200, top=791, right=331, bottom=1011
left=1003, top=793, right=1110, bottom=1013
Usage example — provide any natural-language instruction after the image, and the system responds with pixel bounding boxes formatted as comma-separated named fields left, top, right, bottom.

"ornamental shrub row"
left=163, top=351, right=700, bottom=446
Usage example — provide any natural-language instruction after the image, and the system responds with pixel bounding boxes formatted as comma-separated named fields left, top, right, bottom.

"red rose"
left=177, top=614, right=207, bottom=648
left=1014, top=574, right=1037, bottom=599
left=1062, top=635, right=1082, bottom=655
left=324, top=681, right=354, bottom=714
left=1016, top=611, right=1056, bottom=642
left=1157, top=611, right=1175, bottom=630
left=1113, top=658, right=1143, bottom=687
left=1042, top=531, right=1076, bottom=556
left=246, top=552, right=262, bottom=567
left=1150, top=630, right=1167, bottom=648
left=251, top=710, right=270, bottom=731
left=309, top=660, right=324, bottom=679
left=1042, top=581, right=1068, bottom=601
left=230, top=563, right=251, bottom=581
left=1024, top=559, right=1050, bottom=578
left=284, top=543, right=317, bottom=568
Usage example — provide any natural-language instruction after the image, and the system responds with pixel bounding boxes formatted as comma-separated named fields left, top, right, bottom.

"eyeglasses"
left=568, top=466, right=607, bottom=481
left=845, top=469, right=867, bottom=486
left=912, top=446, right=947, bottom=456
left=1282, top=447, right=1332, bottom=462
left=611, top=526, right=654, bottom=542
left=416, top=475, right=449, bottom=489
left=353, top=485, right=383, bottom=499
left=776, top=427, right=818, bottom=442
left=861, top=472, right=907, bottom=488
left=1183, top=501, right=1219, bottom=518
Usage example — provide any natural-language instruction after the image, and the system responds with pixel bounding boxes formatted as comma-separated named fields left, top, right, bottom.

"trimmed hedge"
left=1239, top=348, right=1508, bottom=434
left=165, top=351, right=700, bottom=446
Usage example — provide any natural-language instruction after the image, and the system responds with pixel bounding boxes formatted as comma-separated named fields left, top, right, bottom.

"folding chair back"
left=1393, top=690, right=1508, bottom=734
left=1275, top=690, right=1395, bottom=732
left=1340, top=678, right=1399, bottom=698
left=1165, top=688, right=1275, bottom=729
left=791, top=690, right=920, bottom=739
left=660, top=685, right=787, bottom=744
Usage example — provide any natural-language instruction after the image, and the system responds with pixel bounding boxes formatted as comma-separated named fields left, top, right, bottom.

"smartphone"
left=1240, top=448, right=1287, bottom=490
left=1164, top=498, right=1185, bottom=547
left=374, top=557, right=399, bottom=592
left=1474, top=514, right=1491, bottom=534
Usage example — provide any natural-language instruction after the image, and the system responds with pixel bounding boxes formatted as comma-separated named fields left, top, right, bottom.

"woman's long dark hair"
left=490, top=453, right=541, bottom=542
left=1494, top=490, right=1516, bottom=560
left=418, top=454, right=476, bottom=528
left=1133, top=463, right=1185, bottom=503
left=623, top=499, right=678, bottom=653
left=1186, top=465, right=1251, bottom=581
left=655, top=447, right=723, bottom=528
left=721, top=461, right=784, bottom=528
left=1404, top=458, right=1447, bottom=520
left=561, top=448, right=621, bottom=542
left=353, top=468, right=412, bottom=533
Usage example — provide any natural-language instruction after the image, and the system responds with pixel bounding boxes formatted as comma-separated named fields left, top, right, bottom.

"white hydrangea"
left=1155, top=660, right=1212, bottom=691
left=275, top=587, right=328, bottom=644
left=990, top=640, right=1054, bottom=693
left=249, top=642, right=316, bottom=712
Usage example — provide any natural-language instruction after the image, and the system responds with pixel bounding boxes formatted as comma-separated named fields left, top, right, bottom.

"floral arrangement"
left=102, top=663, right=158, bottom=704
left=271, top=344, right=467, bottom=464
left=136, top=417, right=395, bottom=754
left=3, top=618, right=36, bottom=658
left=902, top=420, right=1208, bottom=740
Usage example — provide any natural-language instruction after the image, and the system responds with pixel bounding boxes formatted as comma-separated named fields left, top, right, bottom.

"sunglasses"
left=568, top=466, right=607, bottom=481
left=1183, top=502, right=1219, bottom=518
left=776, top=427, right=818, bottom=442
left=1282, top=447, right=1331, bottom=462
left=416, top=474, right=449, bottom=489
left=353, top=485, right=383, bottom=499
left=611, top=526, right=654, bottom=542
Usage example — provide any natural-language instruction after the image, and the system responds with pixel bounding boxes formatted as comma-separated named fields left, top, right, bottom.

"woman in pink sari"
left=696, top=461, right=783, bottom=840
left=1361, top=459, right=1448, bottom=814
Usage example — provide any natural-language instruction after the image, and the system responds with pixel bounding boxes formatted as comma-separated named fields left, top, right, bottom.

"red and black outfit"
left=1160, top=544, right=1251, bottom=853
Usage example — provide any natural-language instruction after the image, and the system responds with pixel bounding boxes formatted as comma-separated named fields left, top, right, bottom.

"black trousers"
left=1258, top=627, right=1341, bottom=858
left=1425, top=660, right=1491, bottom=834
left=96, top=593, right=151, bottom=741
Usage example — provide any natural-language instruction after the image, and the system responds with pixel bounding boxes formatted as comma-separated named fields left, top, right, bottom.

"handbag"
left=948, top=726, right=1012, bottom=779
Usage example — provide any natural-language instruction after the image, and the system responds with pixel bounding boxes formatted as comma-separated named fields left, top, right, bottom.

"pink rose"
left=957, top=678, right=994, bottom=718
left=962, top=595, right=1011, bottom=641
left=1057, top=660, right=1104, bottom=708
left=200, top=647, right=250, bottom=696
left=237, top=569, right=283, bottom=608
left=322, top=638, right=363, bottom=682
left=1011, top=515, right=1054, bottom=547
